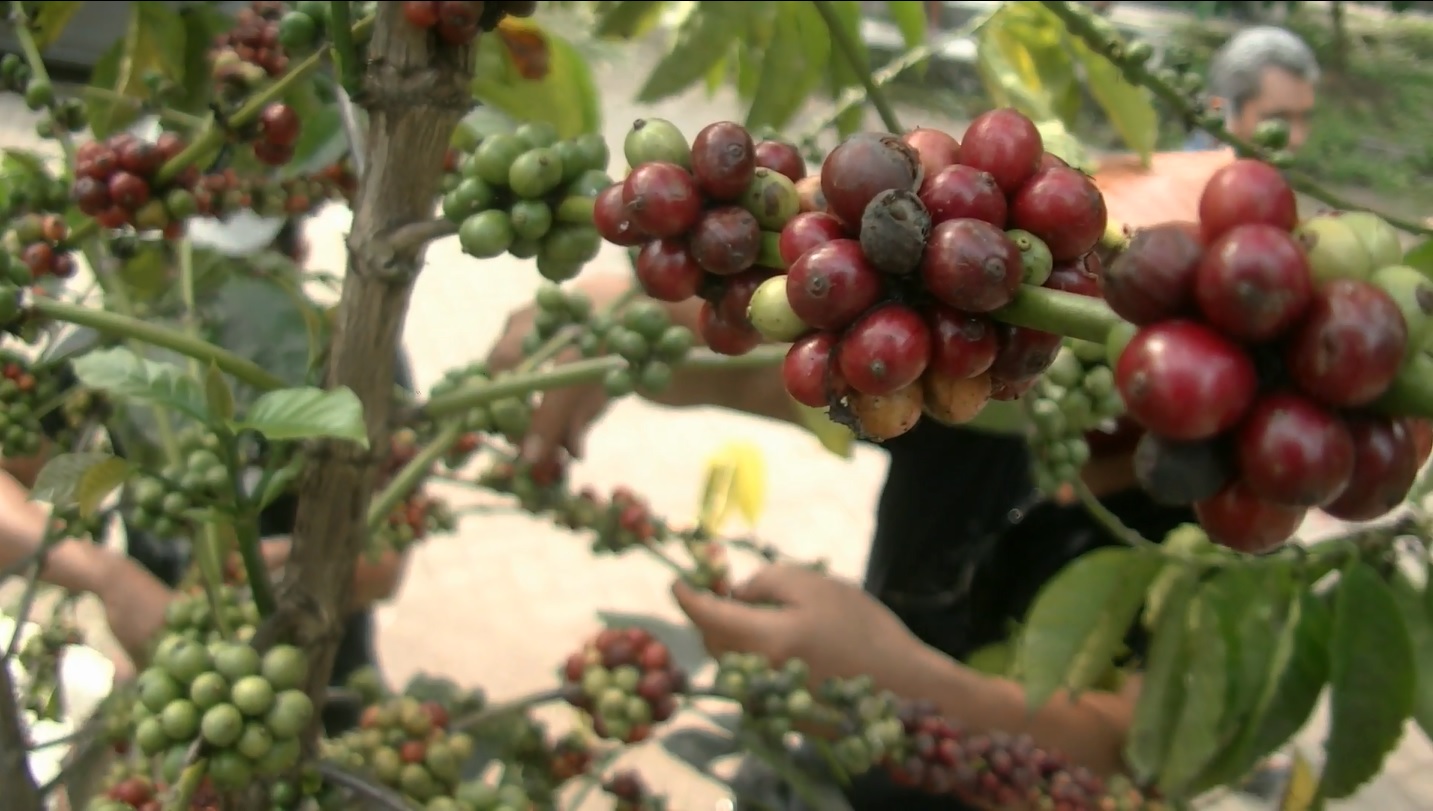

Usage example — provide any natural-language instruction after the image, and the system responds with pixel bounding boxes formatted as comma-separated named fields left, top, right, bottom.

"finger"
left=485, top=311, right=536, bottom=372
left=562, top=388, right=610, bottom=460
left=732, top=563, right=818, bottom=606
left=672, top=579, right=780, bottom=656
left=520, top=348, right=589, bottom=462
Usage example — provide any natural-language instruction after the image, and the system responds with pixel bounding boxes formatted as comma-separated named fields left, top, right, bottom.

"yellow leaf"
left=1280, top=749, right=1319, bottom=811
left=697, top=441, right=768, bottom=534
left=1035, top=119, right=1095, bottom=174
left=30, top=2, right=85, bottom=51
left=1066, top=29, right=1159, bottom=162
left=789, top=398, right=855, bottom=459
left=471, top=19, right=601, bottom=138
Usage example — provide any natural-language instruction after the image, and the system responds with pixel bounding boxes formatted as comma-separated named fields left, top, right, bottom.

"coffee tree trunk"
left=258, top=0, right=473, bottom=767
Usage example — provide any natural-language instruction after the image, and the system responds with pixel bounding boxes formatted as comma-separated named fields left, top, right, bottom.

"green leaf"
left=1016, top=546, right=1164, bottom=709
left=1406, top=239, right=1433, bottom=279
left=979, top=5, right=1081, bottom=125
left=822, top=0, right=867, bottom=137
left=1066, top=29, right=1159, bottom=162
left=471, top=19, right=601, bottom=139
left=746, top=3, right=829, bottom=133
left=637, top=4, right=749, bottom=104
left=30, top=2, right=85, bottom=51
left=234, top=387, right=367, bottom=446
left=1157, top=591, right=1229, bottom=796
left=1246, top=591, right=1331, bottom=760
left=204, top=362, right=235, bottom=423
left=31, top=453, right=132, bottom=519
left=1127, top=575, right=1197, bottom=782
left=86, top=1, right=188, bottom=138
left=204, top=273, right=325, bottom=403
left=1320, top=563, right=1417, bottom=799
left=72, top=346, right=208, bottom=422
left=886, top=1, right=927, bottom=50
left=1389, top=572, right=1433, bottom=744
left=175, top=4, right=233, bottom=116
left=594, top=0, right=664, bottom=39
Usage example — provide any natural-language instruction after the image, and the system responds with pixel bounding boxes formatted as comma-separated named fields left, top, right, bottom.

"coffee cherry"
left=783, top=332, right=842, bottom=408
left=1322, top=415, right=1418, bottom=521
left=1195, top=481, right=1304, bottom=553
left=919, top=218, right=1023, bottom=313
left=1236, top=392, right=1355, bottom=506
left=622, top=162, right=702, bottom=238
left=1100, top=221, right=1204, bottom=324
left=918, top=165, right=1006, bottom=227
left=753, top=139, right=806, bottom=183
left=1043, top=253, right=1102, bottom=298
left=691, top=121, right=756, bottom=202
left=1008, top=166, right=1108, bottom=262
left=1194, top=224, right=1313, bottom=342
left=820, top=132, right=922, bottom=227
left=714, top=269, right=774, bottom=325
left=624, top=117, right=691, bottom=169
left=902, top=128, right=961, bottom=191
left=988, top=324, right=1063, bottom=386
left=1115, top=320, right=1257, bottom=441
left=1006, top=228, right=1054, bottom=286
left=1197, top=158, right=1297, bottom=243
left=259, top=103, right=300, bottom=148
left=1294, top=213, right=1374, bottom=284
left=927, top=306, right=998, bottom=379
left=634, top=238, right=703, bottom=303
left=837, top=305, right=931, bottom=396
left=747, top=275, right=809, bottom=343
left=778, top=211, right=845, bottom=266
left=742, top=167, right=801, bottom=230
left=1338, top=210, right=1404, bottom=268
left=922, top=369, right=992, bottom=426
left=1133, top=432, right=1232, bottom=505
left=1371, top=264, right=1433, bottom=350
left=1284, top=279, right=1408, bottom=408
left=403, top=1, right=442, bottom=28
left=593, top=184, right=647, bottom=247
left=784, top=239, right=883, bottom=330
left=955, top=108, right=1043, bottom=194
left=859, top=189, right=931, bottom=276
left=698, top=301, right=761, bottom=357
left=849, top=381, right=924, bottom=440
left=688, top=206, right=762, bottom=275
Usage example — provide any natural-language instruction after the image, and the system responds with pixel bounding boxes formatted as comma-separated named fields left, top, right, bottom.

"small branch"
left=329, top=2, right=362, bottom=98
left=0, top=661, right=43, bottom=811
left=366, top=422, right=463, bottom=532
left=317, top=760, right=420, bottom=811
left=1038, top=0, right=1433, bottom=237
left=1072, top=479, right=1158, bottom=550
left=448, top=687, right=567, bottom=732
left=335, top=85, right=368, bottom=179
left=386, top=219, right=457, bottom=254
left=810, top=0, right=904, bottom=133
left=164, top=757, right=208, bottom=811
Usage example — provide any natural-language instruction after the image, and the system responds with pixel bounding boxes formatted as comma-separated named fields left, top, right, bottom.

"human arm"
left=673, top=565, right=1138, bottom=776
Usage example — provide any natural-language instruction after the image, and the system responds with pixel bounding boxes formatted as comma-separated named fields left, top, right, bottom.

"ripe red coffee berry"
left=622, top=162, right=703, bottom=238
left=698, top=301, right=762, bottom=357
left=593, top=184, right=647, bottom=247
left=778, top=211, right=846, bottom=266
left=1043, top=254, right=1102, bottom=298
left=1198, top=158, right=1298, bottom=243
left=1008, top=167, right=1108, bottom=262
left=783, top=331, right=843, bottom=408
left=1284, top=279, right=1408, bottom=407
left=988, top=324, right=1062, bottom=385
left=837, top=305, right=932, bottom=396
left=259, top=103, right=300, bottom=148
left=1407, top=417, right=1433, bottom=466
left=753, top=140, right=806, bottom=183
left=107, top=171, right=149, bottom=210
left=820, top=132, right=922, bottom=227
left=1100, top=222, right=1204, bottom=324
left=403, top=0, right=441, bottom=27
left=715, top=269, right=774, bottom=324
left=784, top=239, right=884, bottom=330
left=690, top=121, right=757, bottom=202
left=920, top=219, right=1023, bottom=313
left=918, top=165, right=1007, bottom=227
left=1115, top=320, right=1258, bottom=441
left=1322, top=415, right=1418, bottom=521
left=1195, top=481, right=1305, bottom=554
left=1235, top=392, right=1355, bottom=506
left=901, top=128, right=960, bottom=192
left=688, top=206, right=762, bottom=275
left=634, top=239, right=704, bottom=302
left=927, top=306, right=999, bottom=379
left=956, top=108, right=1043, bottom=193
left=1194, top=224, right=1313, bottom=342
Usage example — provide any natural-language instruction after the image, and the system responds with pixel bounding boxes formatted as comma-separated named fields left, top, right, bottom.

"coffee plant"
left=1, top=1, right=1433, bottom=810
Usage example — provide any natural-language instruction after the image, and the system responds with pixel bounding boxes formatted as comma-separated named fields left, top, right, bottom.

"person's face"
left=1226, top=66, right=1317, bottom=153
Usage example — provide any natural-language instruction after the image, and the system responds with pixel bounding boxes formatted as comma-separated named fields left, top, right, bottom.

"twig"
left=0, top=661, right=43, bottom=811
left=448, top=687, right=566, bottom=732
left=1038, top=0, right=1433, bottom=237
left=317, top=760, right=421, bottom=811
left=1072, top=479, right=1159, bottom=550
left=386, top=219, right=457, bottom=254
left=809, top=0, right=903, bottom=133
left=328, top=2, right=362, bottom=100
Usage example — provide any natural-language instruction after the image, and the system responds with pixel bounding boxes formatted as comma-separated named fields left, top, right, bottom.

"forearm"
left=351, top=551, right=408, bottom=608
left=0, top=471, right=108, bottom=594
left=893, top=644, right=1135, bottom=776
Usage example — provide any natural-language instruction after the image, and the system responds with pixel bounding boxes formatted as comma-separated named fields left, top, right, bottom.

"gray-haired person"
left=1185, top=25, right=1320, bottom=153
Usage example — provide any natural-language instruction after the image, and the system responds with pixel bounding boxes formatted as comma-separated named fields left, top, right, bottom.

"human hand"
left=672, top=564, right=927, bottom=690
left=486, top=273, right=634, bottom=464
left=92, top=554, right=175, bottom=668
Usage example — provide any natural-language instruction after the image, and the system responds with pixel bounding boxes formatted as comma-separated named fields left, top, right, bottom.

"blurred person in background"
left=1184, top=25, right=1320, bottom=153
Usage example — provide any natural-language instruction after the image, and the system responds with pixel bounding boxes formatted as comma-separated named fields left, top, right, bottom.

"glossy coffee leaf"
left=85, top=1, right=188, bottom=138
left=1389, top=571, right=1433, bottom=744
left=637, top=4, right=748, bottom=104
left=31, top=452, right=131, bottom=519
left=745, top=2, right=828, bottom=133
left=73, top=346, right=208, bottom=422
left=233, top=386, right=367, bottom=447
left=1157, top=590, right=1229, bottom=796
left=472, top=18, right=600, bottom=139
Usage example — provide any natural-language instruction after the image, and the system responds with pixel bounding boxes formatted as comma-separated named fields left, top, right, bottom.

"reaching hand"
left=486, top=273, right=632, bottom=465
left=92, top=554, right=176, bottom=669
left=673, top=564, right=928, bottom=690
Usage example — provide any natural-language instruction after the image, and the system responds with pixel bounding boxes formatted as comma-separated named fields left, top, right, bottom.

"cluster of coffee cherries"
left=370, top=428, right=461, bottom=554
left=424, top=365, right=535, bottom=452
left=131, top=639, right=314, bottom=790
left=273, top=1, right=340, bottom=55
left=0, top=350, right=59, bottom=456
left=560, top=627, right=686, bottom=743
left=522, top=281, right=595, bottom=355
left=594, top=117, right=804, bottom=353
left=71, top=130, right=199, bottom=235
left=887, top=703, right=1163, bottom=811
left=325, top=696, right=476, bottom=805
left=16, top=614, right=83, bottom=721
left=1025, top=339, right=1127, bottom=493
left=180, top=165, right=351, bottom=223
left=162, top=584, right=262, bottom=645
left=49, top=505, right=109, bottom=545
left=209, top=1, right=300, bottom=94
left=403, top=0, right=539, bottom=45
left=8, top=211, right=77, bottom=279
left=603, top=770, right=666, bottom=811
left=0, top=51, right=86, bottom=137
left=1104, top=158, right=1433, bottom=552
left=125, top=428, right=233, bottom=540
left=589, top=300, right=695, bottom=398
left=443, top=119, right=609, bottom=281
